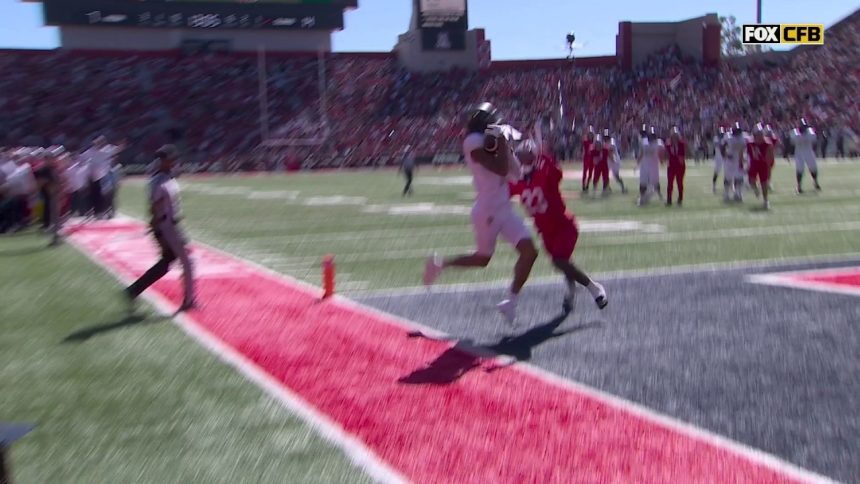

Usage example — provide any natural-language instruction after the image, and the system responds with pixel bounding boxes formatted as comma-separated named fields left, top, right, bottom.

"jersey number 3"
left=521, top=187, right=548, bottom=215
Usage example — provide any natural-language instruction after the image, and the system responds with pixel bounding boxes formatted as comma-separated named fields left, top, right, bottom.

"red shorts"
left=540, top=219, right=579, bottom=261
left=748, top=161, right=770, bottom=185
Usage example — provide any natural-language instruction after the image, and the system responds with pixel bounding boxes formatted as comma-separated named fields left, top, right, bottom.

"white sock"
left=567, top=281, right=576, bottom=299
left=586, top=281, right=602, bottom=298
left=507, top=292, right=519, bottom=304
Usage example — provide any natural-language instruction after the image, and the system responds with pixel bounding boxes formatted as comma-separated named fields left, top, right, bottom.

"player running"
left=509, top=139, right=608, bottom=314
left=747, top=124, right=774, bottom=210
left=712, top=126, right=727, bottom=194
left=791, top=118, right=821, bottom=193
left=636, top=126, right=663, bottom=206
left=423, top=103, right=538, bottom=324
left=665, top=127, right=686, bottom=207
left=724, top=123, right=747, bottom=202
left=590, top=132, right=611, bottom=196
left=604, top=129, right=627, bottom=193
left=581, top=126, right=596, bottom=193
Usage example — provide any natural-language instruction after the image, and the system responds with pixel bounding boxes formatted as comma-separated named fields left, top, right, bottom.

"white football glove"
left=485, top=124, right=504, bottom=138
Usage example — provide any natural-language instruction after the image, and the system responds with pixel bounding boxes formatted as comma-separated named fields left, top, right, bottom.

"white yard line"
left=352, top=251, right=860, bottom=298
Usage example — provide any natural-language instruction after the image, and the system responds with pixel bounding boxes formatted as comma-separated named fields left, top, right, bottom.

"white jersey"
left=150, top=172, right=182, bottom=226
left=792, top=129, right=817, bottom=156
left=725, top=135, right=747, bottom=165
left=463, top=132, right=512, bottom=214
left=83, top=145, right=118, bottom=181
left=713, top=135, right=726, bottom=162
left=6, top=164, right=36, bottom=196
left=639, top=138, right=663, bottom=169
left=67, top=160, right=89, bottom=192
left=607, top=141, right=621, bottom=169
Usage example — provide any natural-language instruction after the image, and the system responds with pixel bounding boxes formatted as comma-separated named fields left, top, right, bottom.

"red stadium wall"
left=617, top=22, right=633, bottom=71
left=702, top=24, right=721, bottom=66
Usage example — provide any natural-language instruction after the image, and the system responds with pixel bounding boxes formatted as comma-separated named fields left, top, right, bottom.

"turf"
left=0, top=234, right=372, bottom=484
left=117, top=160, right=860, bottom=292
left=2, top=158, right=858, bottom=482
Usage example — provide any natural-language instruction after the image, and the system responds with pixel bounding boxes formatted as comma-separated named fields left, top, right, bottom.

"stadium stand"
left=0, top=9, right=858, bottom=170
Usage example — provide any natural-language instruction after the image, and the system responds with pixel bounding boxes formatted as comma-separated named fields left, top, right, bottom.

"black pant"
left=403, top=169, right=413, bottom=195
left=89, top=179, right=105, bottom=216
left=39, top=188, right=53, bottom=228
left=0, top=196, right=26, bottom=231
left=127, top=225, right=194, bottom=304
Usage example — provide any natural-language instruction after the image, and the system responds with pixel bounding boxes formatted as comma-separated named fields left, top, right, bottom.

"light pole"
left=756, top=0, right=762, bottom=23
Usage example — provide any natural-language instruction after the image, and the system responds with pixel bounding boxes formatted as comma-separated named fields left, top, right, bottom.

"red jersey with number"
left=590, top=144, right=610, bottom=166
left=747, top=141, right=772, bottom=166
left=582, top=138, right=594, bottom=165
left=509, top=154, right=575, bottom=236
left=666, top=140, right=686, bottom=166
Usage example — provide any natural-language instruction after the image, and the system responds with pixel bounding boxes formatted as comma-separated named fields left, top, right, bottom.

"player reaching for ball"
left=509, top=137, right=608, bottom=315
left=423, top=102, right=538, bottom=325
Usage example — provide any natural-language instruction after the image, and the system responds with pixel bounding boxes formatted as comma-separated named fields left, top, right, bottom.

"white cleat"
left=592, top=282, right=608, bottom=310
left=423, top=253, right=443, bottom=286
left=497, top=299, right=518, bottom=325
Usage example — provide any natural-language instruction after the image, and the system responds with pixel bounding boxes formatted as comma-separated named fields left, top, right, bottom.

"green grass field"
left=2, top=159, right=859, bottom=482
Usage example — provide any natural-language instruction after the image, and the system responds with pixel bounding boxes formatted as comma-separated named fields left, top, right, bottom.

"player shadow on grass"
left=62, top=314, right=168, bottom=343
left=399, top=315, right=602, bottom=385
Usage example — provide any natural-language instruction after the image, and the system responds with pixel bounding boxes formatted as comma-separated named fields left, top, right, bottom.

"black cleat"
left=177, top=299, right=197, bottom=313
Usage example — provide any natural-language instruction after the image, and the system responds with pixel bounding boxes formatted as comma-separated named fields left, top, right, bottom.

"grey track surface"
left=357, top=259, right=860, bottom=482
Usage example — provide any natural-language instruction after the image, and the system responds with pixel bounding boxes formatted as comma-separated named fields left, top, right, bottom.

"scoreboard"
left=41, top=0, right=353, bottom=30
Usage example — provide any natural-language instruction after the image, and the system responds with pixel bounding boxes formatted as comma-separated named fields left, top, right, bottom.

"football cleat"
left=593, top=282, right=608, bottom=310
left=423, top=253, right=443, bottom=286
left=497, top=299, right=518, bottom=325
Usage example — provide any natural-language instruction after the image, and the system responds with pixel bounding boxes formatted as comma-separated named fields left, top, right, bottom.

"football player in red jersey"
left=510, top=139, right=607, bottom=315
left=581, top=126, right=596, bottom=193
left=747, top=124, right=774, bottom=210
left=665, top=127, right=686, bottom=207
left=764, top=124, right=779, bottom=191
left=590, top=132, right=611, bottom=196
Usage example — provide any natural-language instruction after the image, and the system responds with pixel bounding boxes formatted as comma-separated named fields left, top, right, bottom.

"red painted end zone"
left=790, top=269, right=860, bottom=288
left=66, top=221, right=811, bottom=483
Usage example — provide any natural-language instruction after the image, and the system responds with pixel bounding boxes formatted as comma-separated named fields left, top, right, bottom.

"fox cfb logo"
left=742, top=24, right=824, bottom=45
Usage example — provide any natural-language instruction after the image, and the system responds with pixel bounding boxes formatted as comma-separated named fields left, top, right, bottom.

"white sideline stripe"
left=352, top=252, right=860, bottom=298
left=747, top=267, right=860, bottom=298
left=270, top=219, right=860, bottom=269
left=64, top=229, right=409, bottom=484
left=102, top=216, right=832, bottom=483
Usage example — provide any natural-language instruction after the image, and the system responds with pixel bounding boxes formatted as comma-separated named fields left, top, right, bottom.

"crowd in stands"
left=1, top=9, right=858, bottom=173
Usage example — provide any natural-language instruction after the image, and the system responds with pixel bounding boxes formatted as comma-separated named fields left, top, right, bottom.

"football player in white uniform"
left=723, top=123, right=748, bottom=202
left=712, top=126, right=727, bottom=194
left=424, top=103, right=537, bottom=324
left=791, top=119, right=821, bottom=193
left=604, top=129, right=627, bottom=193
left=636, top=126, right=663, bottom=206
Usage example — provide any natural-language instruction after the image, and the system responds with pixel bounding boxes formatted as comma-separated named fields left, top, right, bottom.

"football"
left=484, top=134, right=500, bottom=153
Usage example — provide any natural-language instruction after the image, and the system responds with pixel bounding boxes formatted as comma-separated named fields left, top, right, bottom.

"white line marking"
left=353, top=252, right=860, bottom=298
left=64, top=227, right=408, bottom=484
